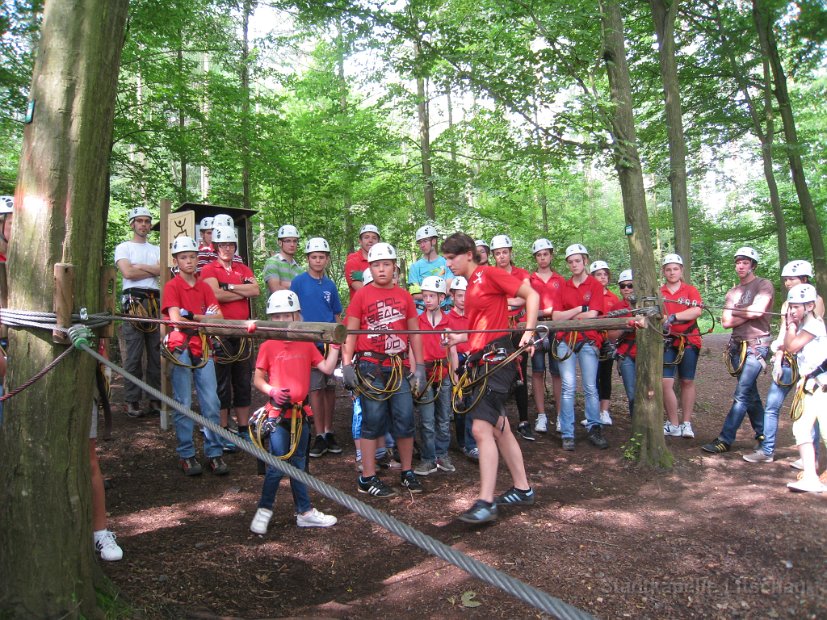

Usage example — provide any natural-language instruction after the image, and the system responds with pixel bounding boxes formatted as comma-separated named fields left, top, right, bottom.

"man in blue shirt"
left=408, top=224, right=453, bottom=306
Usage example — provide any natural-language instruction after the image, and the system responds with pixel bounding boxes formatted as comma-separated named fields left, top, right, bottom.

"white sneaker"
left=534, top=413, right=548, bottom=433
left=599, top=410, right=613, bottom=426
left=787, top=476, right=827, bottom=493
left=555, top=417, right=562, bottom=433
left=94, top=530, right=123, bottom=562
left=297, top=507, right=337, bottom=528
left=743, top=449, right=773, bottom=463
left=790, top=459, right=804, bottom=471
left=680, top=422, right=695, bottom=438
left=250, top=507, right=273, bottom=534
left=663, top=422, right=682, bottom=437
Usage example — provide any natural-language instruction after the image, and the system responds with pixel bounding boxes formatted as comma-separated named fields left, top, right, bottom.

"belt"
left=123, top=287, right=159, bottom=298
left=733, top=336, right=771, bottom=346
left=356, top=351, right=408, bottom=364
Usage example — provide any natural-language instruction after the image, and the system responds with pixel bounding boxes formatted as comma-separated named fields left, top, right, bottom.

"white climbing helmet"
left=0, top=196, right=13, bottom=214
left=475, top=239, right=490, bottom=249
left=490, top=234, right=512, bottom=250
left=278, top=224, right=299, bottom=239
left=305, top=237, right=330, bottom=254
left=415, top=224, right=438, bottom=242
left=267, top=290, right=302, bottom=314
left=450, top=276, right=468, bottom=291
left=128, top=206, right=152, bottom=222
left=565, top=244, right=589, bottom=259
left=734, top=246, right=760, bottom=264
left=531, top=238, right=554, bottom=254
left=781, top=260, right=813, bottom=279
left=421, top=275, right=447, bottom=294
left=213, top=214, right=234, bottom=228
left=662, top=253, right=683, bottom=267
left=171, top=236, right=198, bottom=255
left=359, top=224, right=380, bottom=238
left=199, top=217, right=214, bottom=230
left=618, top=269, right=633, bottom=284
left=212, top=226, right=238, bottom=244
left=590, top=260, right=609, bottom=274
left=787, top=283, right=817, bottom=305
left=362, top=269, right=374, bottom=285
left=367, top=242, right=397, bottom=263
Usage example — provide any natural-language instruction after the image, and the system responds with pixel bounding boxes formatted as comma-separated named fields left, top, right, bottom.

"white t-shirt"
left=114, top=240, right=160, bottom=291
left=797, top=314, right=827, bottom=381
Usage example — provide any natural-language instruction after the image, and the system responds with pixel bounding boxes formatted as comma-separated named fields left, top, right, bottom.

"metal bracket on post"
left=53, top=263, right=74, bottom=344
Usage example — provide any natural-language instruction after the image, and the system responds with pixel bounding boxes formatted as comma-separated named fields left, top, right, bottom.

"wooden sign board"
left=166, top=210, right=195, bottom=264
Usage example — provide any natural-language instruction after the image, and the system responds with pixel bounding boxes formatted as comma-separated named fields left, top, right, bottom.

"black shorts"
left=467, top=337, right=517, bottom=426
left=214, top=337, right=253, bottom=409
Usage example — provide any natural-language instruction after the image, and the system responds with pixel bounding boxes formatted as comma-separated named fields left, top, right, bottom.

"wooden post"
left=159, top=199, right=171, bottom=431
left=53, top=264, right=74, bottom=344
left=99, top=266, right=116, bottom=338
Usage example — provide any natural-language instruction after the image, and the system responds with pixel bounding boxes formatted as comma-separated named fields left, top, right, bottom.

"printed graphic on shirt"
left=366, top=296, right=408, bottom=355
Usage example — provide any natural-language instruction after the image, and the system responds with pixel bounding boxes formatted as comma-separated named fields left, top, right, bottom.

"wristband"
left=219, top=282, right=229, bottom=291
left=330, top=344, right=341, bottom=350
left=581, top=305, right=589, bottom=313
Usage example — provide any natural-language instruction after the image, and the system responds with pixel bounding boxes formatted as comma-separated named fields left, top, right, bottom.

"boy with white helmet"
left=262, top=224, right=302, bottom=293
left=201, top=225, right=261, bottom=450
left=780, top=284, right=827, bottom=492
left=290, top=237, right=344, bottom=459
left=703, top=247, right=774, bottom=454
left=528, top=238, right=565, bottom=434
left=612, top=270, right=639, bottom=416
left=660, top=253, right=703, bottom=439
left=744, top=260, right=824, bottom=464
left=446, top=276, right=477, bottom=458
left=196, top=213, right=244, bottom=275
left=344, top=223, right=380, bottom=299
left=249, top=290, right=340, bottom=534
left=342, top=242, right=426, bottom=497
left=114, top=206, right=162, bottom=417
left=475, top=239, right=490, bottom=266
left=590, top=260, right=622, bottom=427
left=161, top=236, right=228, bottom=476
left=413, top=276, right=454, bottom=476
left=408, top=224, right=454, bottom=302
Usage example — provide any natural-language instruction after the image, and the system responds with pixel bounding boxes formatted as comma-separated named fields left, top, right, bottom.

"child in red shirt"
left=249, top=290, right=340, bottom=535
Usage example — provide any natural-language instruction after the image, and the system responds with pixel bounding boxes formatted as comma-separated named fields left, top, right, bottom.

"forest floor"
left=98, top=334, right=826, bottom=619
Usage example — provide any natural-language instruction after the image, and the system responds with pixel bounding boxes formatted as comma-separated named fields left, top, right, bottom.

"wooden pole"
left=52, top=264, right=73, bottom=344
left=537, top=316, right=656, bottom=332
left=208, top=319, right=346, bottom=343
left=99, top=266, right=116, bottom=338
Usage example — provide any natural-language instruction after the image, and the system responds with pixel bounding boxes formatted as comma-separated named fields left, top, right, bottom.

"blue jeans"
left=760, top=365, right=793, bottom=456
left=618, top=355, right=636, bottom=417
left=417, top=378, right=452, bottom=461
left=557, top=341, right=600, bottom=438
left=258, top=420, right=311, bottom=514
left=719, top=346, right=768, bottom=445
left=358, top=362, right=415, bottom=440
left=170, top=352, right=222, bottom=459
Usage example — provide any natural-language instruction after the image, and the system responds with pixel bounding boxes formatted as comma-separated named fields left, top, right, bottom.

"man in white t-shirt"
left=115, top=207, right=162, bottom=417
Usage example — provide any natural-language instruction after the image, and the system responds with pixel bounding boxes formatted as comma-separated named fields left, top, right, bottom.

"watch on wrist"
left=228, top=284, right=235, bottom=291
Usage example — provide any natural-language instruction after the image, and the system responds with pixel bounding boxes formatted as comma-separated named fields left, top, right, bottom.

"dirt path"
left=99, top=334, right=825, bottom=619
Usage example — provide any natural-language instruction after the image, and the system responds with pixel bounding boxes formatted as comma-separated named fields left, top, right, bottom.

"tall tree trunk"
left=599, top=0, right=672, bottom=468
left=534, top=104, right=549, bottom=233
left=650, top=0, right=692, bottom=281
left=240, top=0, right=254, bottom=211
left=336, top=21, right=354, bottom=253
left=709, top=0, right=787, bottom=266
left=415, top=40, right=435, bottom=220
left=0, top=0, right=129, bottom=617
left=177, top=46, right=187, bottom=201
left=753, top=0, right=826, bottom=295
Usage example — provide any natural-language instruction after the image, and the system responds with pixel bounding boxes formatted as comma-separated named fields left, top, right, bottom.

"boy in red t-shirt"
left=342, top=243, right=425, bottom=498
left=249, top=290, right=340, bottom=535
left=161, top=237, right=227, bottom=477
left=413, top=276, right=454, bottom=476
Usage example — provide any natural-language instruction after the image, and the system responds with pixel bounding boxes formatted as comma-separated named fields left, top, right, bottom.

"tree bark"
left=599, top=0, right=672, bottom=468
left=0, top=0, right=129, bottom=617
left=753, top=0, right=826, bottom=295
left=414, top=40, right=435, bottom=220
left=240, top=0, right=254, bottom=211
left=177, top=46, right=187, bottom=201
left=336, top=20, right=354, bottom=254
left=650, top=0, right=692, bottom=281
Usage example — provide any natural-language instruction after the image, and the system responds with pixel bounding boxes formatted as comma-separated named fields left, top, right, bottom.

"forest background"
left=1, top=0, right=825, bottom=311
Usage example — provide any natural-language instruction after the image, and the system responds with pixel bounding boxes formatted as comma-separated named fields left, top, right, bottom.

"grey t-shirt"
left=726, top=277, right=774, bottom=341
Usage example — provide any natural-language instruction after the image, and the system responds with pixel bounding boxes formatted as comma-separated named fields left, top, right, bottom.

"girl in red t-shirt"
left=590, top=260, right=622, bottom=427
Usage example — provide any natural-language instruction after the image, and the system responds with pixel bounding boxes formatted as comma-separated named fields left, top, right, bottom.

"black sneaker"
left=325, top=433, right=343, bottom=454
left=459, top=499, right=498, bottom=524
left=207, top=456, right=229, bottom=475
left=400, top=470, right=423, bottom=494
left=701, top=439, right=730, bottom=454
left=562, top=438, right=575, bottom=451
left=587, top=425, right=609, bottom=449
left=358, top=475, right=397, bottom=498
left=179, top=456, right=202, bottom=476
left=309, top=435, right=328, bottom=458
left=517, top=421, right=535, bottom=441
left=495, top=486, right=535, bottom=506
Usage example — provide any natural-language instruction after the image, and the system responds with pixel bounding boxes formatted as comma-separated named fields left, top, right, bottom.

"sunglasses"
left=619, top=283, right=633, bottom=289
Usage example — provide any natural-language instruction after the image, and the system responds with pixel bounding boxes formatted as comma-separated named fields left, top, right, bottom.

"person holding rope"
left=262, top=224, right=302, bottom=293
left=446, top=276, right=478, bottom=459
left=744, top=260, right=824, bottom=464
left=552, top=244, right=608, bottom=451
left=529, top=238, right=564, bottom=435
left=161, top=236, right=228, bottom=476
left=342, top=242, right=426, bottom=498
left=660, top=254, right=703, bottom=439
left=114, top=206, right=162, bottom=418
left=441, top=232, right=538, bottom=524
left=490, top=234, right=534, bottom=441
left=590, top=260, right=620, bottom=427
left=413, top=275, right=455, bottom=476
left=703, top=247, right=774, bottom=454
left=201, top=225, right=261, bottom=452
left=249, top=290, right=340, bottom=534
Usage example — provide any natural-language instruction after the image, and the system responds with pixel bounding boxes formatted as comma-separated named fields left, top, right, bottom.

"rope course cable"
left=62, top=324, right=593, bottom=620
left=0, top=344, right=75, bottom=402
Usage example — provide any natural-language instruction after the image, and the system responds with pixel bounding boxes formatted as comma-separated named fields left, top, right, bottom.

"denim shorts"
left=358, top=361, right=415, bottom=440
left=531, top=348, right=560, bottom=376
left=663, top=343, right=699, bottom=380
